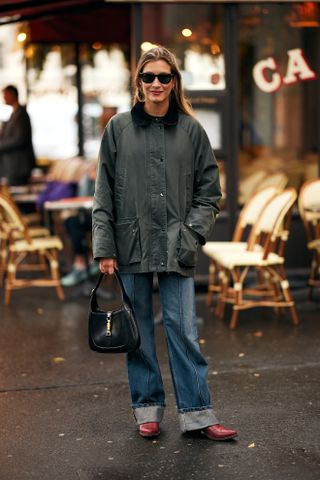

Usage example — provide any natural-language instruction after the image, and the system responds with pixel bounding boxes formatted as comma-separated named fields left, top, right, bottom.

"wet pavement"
left=0, top=276, right=319, bottom=480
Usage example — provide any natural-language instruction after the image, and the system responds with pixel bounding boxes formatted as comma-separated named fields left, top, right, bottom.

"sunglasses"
left=139, top=72, right=174, bottom=84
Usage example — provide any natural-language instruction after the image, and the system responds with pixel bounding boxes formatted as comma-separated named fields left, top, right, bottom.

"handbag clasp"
left=106, top=312, right=112, bottom=336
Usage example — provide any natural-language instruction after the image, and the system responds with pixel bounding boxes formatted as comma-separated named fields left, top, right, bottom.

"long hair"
left=133, top=46, right=193, bottom=117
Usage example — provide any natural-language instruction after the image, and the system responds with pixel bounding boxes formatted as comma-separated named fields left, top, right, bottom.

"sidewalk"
left=0, top=280, right=319, bottom=480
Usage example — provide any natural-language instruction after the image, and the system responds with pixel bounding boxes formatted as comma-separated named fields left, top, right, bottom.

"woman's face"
left=140, top=60, right=175, bottom=110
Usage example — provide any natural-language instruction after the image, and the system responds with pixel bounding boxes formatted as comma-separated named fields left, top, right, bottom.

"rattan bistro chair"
left=0, top=193, right=64, bottom=304
left=298, top=179, right=320, bottom=296
left=212, top=188, right=299, bottom=329
left=202, top=186, right=279, bottom=307
left=0, top=205, right=50, bottom=286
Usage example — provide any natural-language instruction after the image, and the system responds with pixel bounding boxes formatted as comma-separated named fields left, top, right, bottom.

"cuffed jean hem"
left=178, top=408, right=219, bottom=433
left=132, top=405, right=165, bottom=425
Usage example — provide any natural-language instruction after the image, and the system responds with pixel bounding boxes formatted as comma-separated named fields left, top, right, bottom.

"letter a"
left=283, top=48, right=316, bottom=85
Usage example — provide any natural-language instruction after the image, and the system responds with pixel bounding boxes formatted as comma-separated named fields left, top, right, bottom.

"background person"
left=92, top=46, right=238, bottom=441
left=0, top=85, right=36, bottom=185
left=61, top=163, right=99, bottom=286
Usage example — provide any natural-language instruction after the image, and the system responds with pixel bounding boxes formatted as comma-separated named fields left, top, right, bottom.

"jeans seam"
left=178, top=405, right=212, bottom=413
left=178, top=277, right=206, bottom=407
left=132, top=274, right=151, bottom=402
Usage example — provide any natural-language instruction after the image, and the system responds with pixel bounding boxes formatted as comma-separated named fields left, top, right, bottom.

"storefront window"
left=80, top=44, right=130, bottom=159
left=142, top=5, right=225, bottom=92
left=239, top=3, right=319, bottom=205
left=26, top=44, right=78, bottom=161
left=25, top=42, right=130, bottom=162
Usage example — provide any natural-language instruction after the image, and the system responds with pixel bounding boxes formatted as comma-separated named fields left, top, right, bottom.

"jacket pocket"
left=177, top=224, right=199, bottom=268
left=115, top=218, right=142, bottom=265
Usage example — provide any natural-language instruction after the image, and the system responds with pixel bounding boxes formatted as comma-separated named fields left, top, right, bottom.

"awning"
left=0, top=1, right=131, bottom=43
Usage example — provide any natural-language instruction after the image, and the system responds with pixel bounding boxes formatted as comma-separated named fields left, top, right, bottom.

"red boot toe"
left=202, top=424, right=238, bottom=441
left=139, top=422, right=160, bottom=438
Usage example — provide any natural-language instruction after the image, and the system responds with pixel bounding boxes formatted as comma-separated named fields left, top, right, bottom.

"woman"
left=92, top=46, right=237, bottom=441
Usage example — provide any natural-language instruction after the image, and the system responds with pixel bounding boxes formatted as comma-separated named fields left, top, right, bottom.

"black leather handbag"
left=88, top=270, right=140, bottom=353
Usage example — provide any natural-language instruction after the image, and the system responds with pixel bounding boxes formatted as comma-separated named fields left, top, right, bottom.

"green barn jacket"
left=92, top=99, right=221, bottom=277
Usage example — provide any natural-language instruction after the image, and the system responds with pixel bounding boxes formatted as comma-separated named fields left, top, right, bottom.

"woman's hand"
left=99, top=258, right=118, bottom=275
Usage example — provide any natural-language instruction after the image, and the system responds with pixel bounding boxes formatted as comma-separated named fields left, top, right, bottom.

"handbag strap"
left=90, top=269, right=132, bottom=312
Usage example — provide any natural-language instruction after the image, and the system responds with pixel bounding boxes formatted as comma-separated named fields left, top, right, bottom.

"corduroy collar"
left=131, top=98, right=179, bottom=127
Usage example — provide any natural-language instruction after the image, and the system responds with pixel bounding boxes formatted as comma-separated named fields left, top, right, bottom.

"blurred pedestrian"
left=61, top=162, right=99, bottom=286
left=92, top=46, right=238, bottom=441
left=0, top=85, right=36, bottom=186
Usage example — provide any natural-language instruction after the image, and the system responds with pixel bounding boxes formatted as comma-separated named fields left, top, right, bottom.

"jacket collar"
left=131, top=98, right=179, bottom=127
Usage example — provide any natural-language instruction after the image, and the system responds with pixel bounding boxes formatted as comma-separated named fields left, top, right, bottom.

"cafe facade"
left=0, top=1, right=319, bottom=274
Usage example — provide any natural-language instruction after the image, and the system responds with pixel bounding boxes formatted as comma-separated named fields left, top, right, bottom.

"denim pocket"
left=115, top=218, right=142, bottom=265
left=177, top=224, right=198, bottom=267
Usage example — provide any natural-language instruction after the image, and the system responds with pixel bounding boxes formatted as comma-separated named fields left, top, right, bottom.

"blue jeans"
left=120, top=272, right=219, bottom=432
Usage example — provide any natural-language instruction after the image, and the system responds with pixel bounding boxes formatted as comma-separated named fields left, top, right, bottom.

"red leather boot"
left=139, top=422, right=160, bottom=438
left=201, top=424, right=238, bottom=441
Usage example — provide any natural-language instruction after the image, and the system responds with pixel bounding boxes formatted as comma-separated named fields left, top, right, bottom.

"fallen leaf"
left=253, top=331, right=263, bottom=337
left=253, top=373, right=260, bottom=377
left=211, top=371, right=218, bottom=375
left=199, top=339, right=206, bottom=345
left=52, top=357, right=65, bottom=364
left=238, top=352, right=245, bottom=358
left=248, top=443, right=255, bottom=448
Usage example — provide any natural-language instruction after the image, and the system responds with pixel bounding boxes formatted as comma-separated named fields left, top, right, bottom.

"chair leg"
left=308, top=253, right=320, bottom=299
left=55, top=282, right=65, bottom=300
left=0, top=251, right=5, bottom=286
left=4, top=285, right=11, bottom=305
left=50, top=250, right=64, bottom=301
left=4, top=253, right=16, bottom=305
left=229, top=271, right=243, bottom=329
left=271, top=279, right=285, bottom=316
left=0, top=241, right=8, bottom=287
left=280, top=279, right=299, bottom=326
left=206, top=261, right=216, bottom=306
left=230, top=309, right=239, bottom=330
left=215, top=270, right=228, bottom=319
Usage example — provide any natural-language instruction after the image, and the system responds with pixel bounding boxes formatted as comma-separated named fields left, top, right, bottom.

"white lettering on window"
left=283, top=48, right=316, bottom=85
left=253, top=57, right=281, bottom=93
